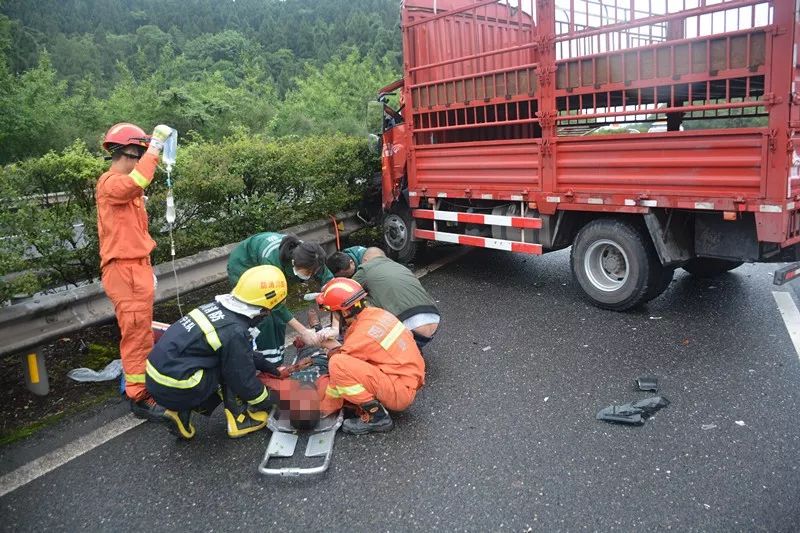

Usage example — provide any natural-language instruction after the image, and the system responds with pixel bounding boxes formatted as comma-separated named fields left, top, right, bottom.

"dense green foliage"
left=0, top=135, right=376, bottom=301
left=0, top=0, right=398, bottom=300
left=0, top=0, right=401, bottom=163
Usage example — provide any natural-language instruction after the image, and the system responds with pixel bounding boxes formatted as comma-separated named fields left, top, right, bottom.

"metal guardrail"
left=0, top=211, right=364, bottom=359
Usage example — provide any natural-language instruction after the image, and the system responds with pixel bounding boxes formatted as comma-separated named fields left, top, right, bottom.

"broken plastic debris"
left=701, top=424, right=717, bottom=430
left=636, top=376, right=659, bottom=392
left=482, top=346, right=491, bottom=352
left=596, top=396, right=670, bottom=426
left=735, top=420, right=746, bottom=426
left=543, top=397, right=549, bottom=402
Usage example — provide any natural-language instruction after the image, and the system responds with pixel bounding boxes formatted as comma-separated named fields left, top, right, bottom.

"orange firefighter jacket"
left=332, top=307, right=425, bottom=390
left=95, top=153, right=158, bottom=268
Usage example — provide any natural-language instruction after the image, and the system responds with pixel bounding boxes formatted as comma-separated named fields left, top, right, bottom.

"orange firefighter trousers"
left=328, top=354, right=418, bottom=411
left=101, top=259, right=154, bottom=401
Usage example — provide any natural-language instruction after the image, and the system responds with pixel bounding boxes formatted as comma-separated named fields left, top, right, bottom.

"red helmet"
left=316, top=278, right=367, bottom=312
left=102, top=123, right=149, bottom=153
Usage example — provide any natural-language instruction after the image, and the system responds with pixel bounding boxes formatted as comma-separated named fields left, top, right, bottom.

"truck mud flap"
left=773, top=262, right=800, bottom=285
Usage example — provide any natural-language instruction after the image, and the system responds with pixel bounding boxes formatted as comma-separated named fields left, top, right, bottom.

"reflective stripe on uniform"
left=188, top=309, right=222, bottom=351
left=125, top=373, right=146, bottom=383
left=145, top=360, right=204, bottom=389
left=129, top=169, right=150, bottom=188
left=379, top=322, right=406, bottom=350
left=247, top=387, right=269, bottom=405
left=328, top=383, right=366, bottom=398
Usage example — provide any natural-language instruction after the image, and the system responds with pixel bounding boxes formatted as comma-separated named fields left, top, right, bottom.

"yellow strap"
left=145, top=361, right=204, bottom=389
left=125, top=372, right=146, bottom=383
left=379, top=322, right=406, bottom=350
left=129, top=169, right=150, bottom=188
left=247, top=387, right=269, bottom=405
left=189, top=309, right=222, bottom=351
left=335, top=383, right=366, bottom=397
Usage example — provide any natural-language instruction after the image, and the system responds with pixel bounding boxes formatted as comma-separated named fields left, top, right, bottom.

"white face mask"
left=293, top=267, right=311, bottom=281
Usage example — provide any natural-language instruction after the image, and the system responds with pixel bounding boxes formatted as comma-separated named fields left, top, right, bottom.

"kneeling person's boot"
left=343, top=400, right=394, bottom=435
left=222, top=386, right=268, bottom=438
left=225, top=407, right=268, bottom=438
left=164, top=409, right=195, bottom=440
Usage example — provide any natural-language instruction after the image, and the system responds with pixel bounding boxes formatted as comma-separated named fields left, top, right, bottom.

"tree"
left=271, top=51, right=398, bottom=138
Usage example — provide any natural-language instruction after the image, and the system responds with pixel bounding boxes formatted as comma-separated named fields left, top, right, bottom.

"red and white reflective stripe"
left=414, top=229, right=542, bottom=255
left=412, top=209, right=541, bottom=229
left=786, top=267, right=800, bottom=282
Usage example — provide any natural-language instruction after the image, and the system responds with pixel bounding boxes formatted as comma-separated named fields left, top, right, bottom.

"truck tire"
left=383, top=206, right=418, bottom=264
left=645, top=267, right=674, bottom=302
left=682, top=258, right=743, bottom=277
left=571, top=218, right=665, bottom=311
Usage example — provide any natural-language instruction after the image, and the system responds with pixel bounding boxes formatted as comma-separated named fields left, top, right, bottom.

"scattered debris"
left=735, top=420, right=746, bottom=427
left=482, top=346, right=492, bottom=352
left=596, top=396, right=670, bottom=426
left=701, top=424, right=717, bottom=430
left=543, top=397, right=549, bottom=402
left=649, top=316, right=663, bottom=320
left=636, top=376, right=659, bottom=392
left=703, top=504, right=711, bottom=510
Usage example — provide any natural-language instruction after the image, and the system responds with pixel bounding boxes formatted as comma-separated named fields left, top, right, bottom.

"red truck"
left=373, top=0, right=800, bottom=310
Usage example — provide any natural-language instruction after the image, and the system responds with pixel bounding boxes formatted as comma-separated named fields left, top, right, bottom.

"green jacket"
left=352, top=256, right=439, bottom=322
left=227, top=232, right=333, bottom=323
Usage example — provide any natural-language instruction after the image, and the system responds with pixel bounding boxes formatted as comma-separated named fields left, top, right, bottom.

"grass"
left=0, top=388, right=120, bottom=447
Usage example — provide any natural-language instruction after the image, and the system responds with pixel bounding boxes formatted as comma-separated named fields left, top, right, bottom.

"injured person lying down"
left=258, top=347, right=340, bottom=430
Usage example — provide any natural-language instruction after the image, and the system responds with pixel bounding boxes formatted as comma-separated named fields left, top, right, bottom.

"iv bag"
left=162, top=130, right=178, bottom=171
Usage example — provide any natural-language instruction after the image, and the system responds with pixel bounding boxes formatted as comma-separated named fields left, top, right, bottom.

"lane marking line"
left=1, top=247, right=472, bottom=498
left=0, top=414, right=145, bottom=499
left=772, top=291, right=800, bottom=360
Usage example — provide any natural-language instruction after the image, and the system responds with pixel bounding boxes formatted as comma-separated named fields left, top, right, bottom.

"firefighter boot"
left=342, top=400, right=394, bottom=435
left=164, top=409, right=195, bottom=440
left=222, top=386, right=268, bottom=438
left=130, top=395, right=167, bottom=422
left=224, top=408, right=268, bottom=438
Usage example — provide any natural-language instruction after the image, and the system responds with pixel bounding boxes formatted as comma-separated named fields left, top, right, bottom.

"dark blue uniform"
left=146, top=301, right=279, bottom=411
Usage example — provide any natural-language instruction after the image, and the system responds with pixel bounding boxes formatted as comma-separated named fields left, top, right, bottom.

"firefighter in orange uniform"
left=96, top=122, right=174, bottom=420
left=316, top=278, right=425, bottom=434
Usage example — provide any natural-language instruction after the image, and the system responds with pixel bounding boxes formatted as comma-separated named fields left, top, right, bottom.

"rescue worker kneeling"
left=145, top=265, right=288, bottom=440
left=316, top=278, right=425, bottom=435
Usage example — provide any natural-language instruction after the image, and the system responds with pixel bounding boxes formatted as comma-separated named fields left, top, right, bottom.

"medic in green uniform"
left=227, top=232, right=334, bottom=364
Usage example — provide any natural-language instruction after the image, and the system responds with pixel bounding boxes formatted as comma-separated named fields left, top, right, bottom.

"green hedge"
left=0, top=134, right=376, bottom=302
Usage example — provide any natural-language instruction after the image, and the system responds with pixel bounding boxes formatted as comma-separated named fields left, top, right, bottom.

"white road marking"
left=0, top=414, right=145, bottom=498
left=772, top=291, right=800, bottom=360
left=1, top=247, right=472, bottom=498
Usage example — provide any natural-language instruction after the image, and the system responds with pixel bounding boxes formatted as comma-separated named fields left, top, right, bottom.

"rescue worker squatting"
left=146, top=266, right=289, bottom=440
left=316, top=278, right=426, bottom=435
left=227, top=232, right=335, bottom=365
left=96, top=122, right=174, bottom=422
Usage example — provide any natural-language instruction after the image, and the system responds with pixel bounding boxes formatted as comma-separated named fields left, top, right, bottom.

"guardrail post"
left=23, top=348, right=49, bottom=396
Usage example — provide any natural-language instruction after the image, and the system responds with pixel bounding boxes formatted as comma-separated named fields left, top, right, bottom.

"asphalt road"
left=2, top=248, right=800, bottom=532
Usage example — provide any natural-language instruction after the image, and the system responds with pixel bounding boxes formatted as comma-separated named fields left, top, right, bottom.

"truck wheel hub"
left=584, top=240, right=629, bottom=292
left=384, top=214, right=408, bottom=251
